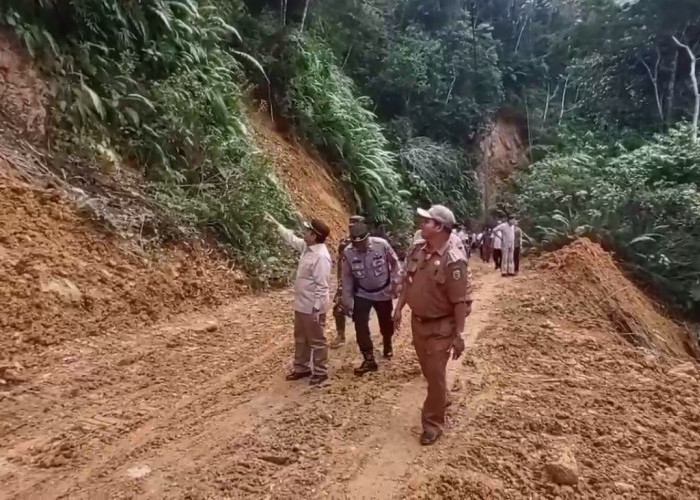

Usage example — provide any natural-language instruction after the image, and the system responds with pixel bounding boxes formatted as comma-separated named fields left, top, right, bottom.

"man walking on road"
left=494, top=216, right=516, bottom=276
left=393, top=205, right=472, bottom=445
left=330, top=215, right=366, bottom=349
left=267, top=214, right=332, bottom=386
left=492, top=220, right=503, bottom=270
left=342, top=222, right=402, bottom=374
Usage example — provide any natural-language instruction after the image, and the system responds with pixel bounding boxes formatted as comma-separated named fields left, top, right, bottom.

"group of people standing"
left=467, top=216, right=523, bottom=276
left=266, top=204, right=472, bottom=446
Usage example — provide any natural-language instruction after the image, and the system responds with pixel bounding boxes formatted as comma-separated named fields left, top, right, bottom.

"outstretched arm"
left=266, top=213, right=305, bottom=253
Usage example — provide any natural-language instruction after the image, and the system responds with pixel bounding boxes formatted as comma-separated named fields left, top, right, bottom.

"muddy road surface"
left=2, top=256, right=700, bottom=499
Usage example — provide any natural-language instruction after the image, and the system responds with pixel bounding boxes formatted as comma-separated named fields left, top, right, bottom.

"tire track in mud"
left=337, top=266, right=503, bottom=499
left=1, top=264, right=503, bottom=499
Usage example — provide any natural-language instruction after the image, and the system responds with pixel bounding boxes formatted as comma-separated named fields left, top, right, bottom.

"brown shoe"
left=330, top=336, right=346, bottom=349
left=285, top=371, right=311, bottom=381
left=420, top=430, right=441, bottom=446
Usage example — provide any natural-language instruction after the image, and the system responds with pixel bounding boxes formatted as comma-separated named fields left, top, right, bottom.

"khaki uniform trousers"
left=293, top=311, right=328, bottom=376
left=411, top=315, right=454, bottom=435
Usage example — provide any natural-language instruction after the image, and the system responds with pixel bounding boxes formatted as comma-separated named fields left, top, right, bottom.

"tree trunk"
left=558, top=74, right=570, bottom=126
left=673, top=36, right=699, bottom=144
left=665, top=48, right=679, bottom=126
left=300, top=0, right=312, bottom=33
left=639, top=50, right=664, bottom=130
left=542, top=81, right=559, bottom=124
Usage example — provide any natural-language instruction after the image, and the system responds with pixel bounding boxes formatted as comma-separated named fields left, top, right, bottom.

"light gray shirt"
left=342, top=237, right=402, bottom=305
left=278, top=226, right=332, bottom=314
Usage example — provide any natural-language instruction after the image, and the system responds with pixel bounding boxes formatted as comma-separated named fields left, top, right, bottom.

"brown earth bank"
left=0, top=174, right=245, bottom=375
left=249, top=109, right=353, bottom=251
left=1, top=179, right=699, bottom=500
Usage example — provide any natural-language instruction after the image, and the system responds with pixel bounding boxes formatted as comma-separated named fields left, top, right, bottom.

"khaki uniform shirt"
left=408, top=231, right=468, bottom=262
left=514, top=226, right=523, bottom=248
left=403, top=237, right=472, bottom=322
left=279, top=227, right=332, bottom=314
left=341, top=237, right=402, bottom=305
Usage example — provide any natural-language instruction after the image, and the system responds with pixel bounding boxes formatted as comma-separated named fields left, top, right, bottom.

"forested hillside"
left=3, top=0, right=700, bottom=313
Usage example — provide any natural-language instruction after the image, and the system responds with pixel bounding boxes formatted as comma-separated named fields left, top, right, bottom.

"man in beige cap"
left=393, top=205, right=473, bottom=445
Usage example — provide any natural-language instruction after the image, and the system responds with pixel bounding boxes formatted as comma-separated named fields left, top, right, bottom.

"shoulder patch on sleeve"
left=452, top=268, right=462, bottom=280
left=446, top=246, right=467, bottom=264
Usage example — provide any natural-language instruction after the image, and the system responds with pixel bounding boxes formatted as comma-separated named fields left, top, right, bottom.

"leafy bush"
left=516, top=124, right=700, bottom=316
left=399, top=137, right=480, bottom=222
left=279, top=35, right=410, bottom=229
left=3, top=0, right=298, bottom=284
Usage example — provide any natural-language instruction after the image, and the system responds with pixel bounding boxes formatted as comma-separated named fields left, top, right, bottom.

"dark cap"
left=303, top=219, right=330, bottom=241
left=349, top=215, right=365, bottom=224
left=349, top=222, right=370, bottom=242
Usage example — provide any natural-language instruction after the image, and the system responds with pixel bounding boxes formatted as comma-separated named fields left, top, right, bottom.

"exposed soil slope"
left=0, top=174, right=244, bottom=372
left=477, top=113, right=529, bottom=216
left=0, top=29, right=47, bottom=139
left=1, top=188, right=698, bottom=500
left=250, top=110, right=352, bottom=250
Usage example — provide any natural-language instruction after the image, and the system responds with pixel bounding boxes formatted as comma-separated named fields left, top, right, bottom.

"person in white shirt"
left=267, top=214, right=332, bottom=386
left=494, top=216, right=516, bottom=276
left=492, top=219, right=503, bottom=270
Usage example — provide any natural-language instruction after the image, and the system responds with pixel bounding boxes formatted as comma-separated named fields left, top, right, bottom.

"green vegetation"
left=276, top=36, right=410, bottom=226
left=3, top=0, right=700, bottom=315
left=516, top=125, right=700, bottom=314
left=2, top=0, right=296, bottom=285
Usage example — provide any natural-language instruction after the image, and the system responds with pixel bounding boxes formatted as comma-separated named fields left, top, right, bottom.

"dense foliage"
left=516, top=125, right=700, bottom=315
left=4, top=0, right=700, bottom=313
left=2, top=0, right=297, bottom=285
left=271, top=35, right=411, bottom=226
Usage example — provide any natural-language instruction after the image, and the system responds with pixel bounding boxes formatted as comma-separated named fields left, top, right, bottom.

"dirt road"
left=2, top=256, right=700, bottom=499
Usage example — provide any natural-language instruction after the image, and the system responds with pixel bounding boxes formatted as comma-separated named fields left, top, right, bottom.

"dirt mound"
left=0, top=175, right=244, bottom=372
left=0, top=30, right=47, bottom=138
left=532, top=238, right=695, bottom=360
left=249, top=110, right=352, bottom=250
left=408, top=261, right=700, bottom=500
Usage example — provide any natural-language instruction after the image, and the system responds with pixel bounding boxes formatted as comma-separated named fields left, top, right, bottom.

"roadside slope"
left=249, top=110, right=352, bottom=249
left=408, top=241, right=699, bottom=499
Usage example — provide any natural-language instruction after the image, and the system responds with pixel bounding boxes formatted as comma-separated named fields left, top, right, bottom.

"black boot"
left=354, top=352, right=378, bottom=376
left=382, top=337, right=393, bottom=359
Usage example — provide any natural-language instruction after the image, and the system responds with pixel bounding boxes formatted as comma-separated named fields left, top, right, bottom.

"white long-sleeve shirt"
left=494, top=222, right=515, bottom=249
left=278, top=226, right=332, bottom=314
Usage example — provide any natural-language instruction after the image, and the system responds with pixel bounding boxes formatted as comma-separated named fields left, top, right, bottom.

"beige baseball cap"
left=416, top=205, right=457, bottom=230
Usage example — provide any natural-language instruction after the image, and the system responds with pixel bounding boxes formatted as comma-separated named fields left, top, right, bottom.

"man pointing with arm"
left=266, top=213, right=332, bottom=386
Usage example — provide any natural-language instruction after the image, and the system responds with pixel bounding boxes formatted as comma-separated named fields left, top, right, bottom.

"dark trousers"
left=353, top=296, right=393, bottom=354
left=514, top=247, right=521, bottom=273
left=493, top=248, right=502, bottom=269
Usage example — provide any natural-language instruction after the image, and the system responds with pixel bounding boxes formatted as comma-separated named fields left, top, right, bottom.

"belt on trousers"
left=412, top=314, right=451, bottom=323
